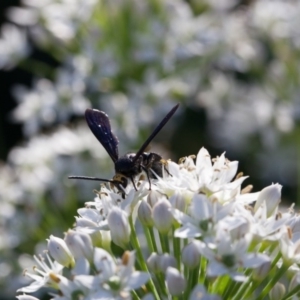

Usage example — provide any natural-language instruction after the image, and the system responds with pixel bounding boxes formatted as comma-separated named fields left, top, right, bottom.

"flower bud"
left=166, top=267, right=186, bottom=296
left=93, top=248, right=115, bottom=274
left=47, top=235, right=75, bottom=268
left=138, top=200, right=153, bottom=226
left=107, top=207, right=130, bottom=249
left=147, top=253, right=160, bottom=273
left=152, top=199, right=173, bottom=234
left=252, top=260, right=271, bottom=280
left=254, top=184, right=282, bottom=217
left=182, top=241, right=201, bottom=269
left=141, top=294, right=155, bottom=300
left=147, top=190, right=162, bottom=207
left=169, top=192, right=186, bottom=212
left=269, top=282, right=285, bottom=300
left=16, top=296, right=40, bottom=300
left=189, top=284, right=221, bottom=300
left=64, top=230, right=93, bottom=261
left=289, top=272, right=300, bottom=292
left=159, top=253, right=177, bottom=273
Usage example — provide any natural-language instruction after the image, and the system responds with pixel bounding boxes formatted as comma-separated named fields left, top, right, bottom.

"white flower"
left=64, top=230, right=93, bottom=262
left=166, top=267, right=186, bottom=296
left=269, top=282, right=286, bottom=300
left=16, top=295, right=39, bottom=300
left=196, top=148, right=239, bottom=193
left=189, top=284, right=221, bottom=300
left=254, top=183, right=282, bottom=217
left=47, top=235, right=75, bottom=268
left=17, top=253, right=64, bottom=293
left=173, top=193, right=233, bottom=240
left=152, top=199, right=173, bottom=233
left=138, top=199, right=153, bottom=226
left=197, top=227, right=270, bottom=281
left=158, top=254, right=177, bottom=273
left=182, top=241, right=201, bottom=269
left=250, top=200, right=290, bottom=242
left=0, top=24, right=29, bottom=69
left=75, top=250, right=150, bottom=299
left=280, top=226, right=300, bottom=264
left=107, top=207, right=131, bottom=249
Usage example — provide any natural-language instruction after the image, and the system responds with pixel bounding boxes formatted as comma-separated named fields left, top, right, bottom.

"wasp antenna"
left=68, top=176, right=115, bottom=183
left=133, top=103, right=179, bottom=163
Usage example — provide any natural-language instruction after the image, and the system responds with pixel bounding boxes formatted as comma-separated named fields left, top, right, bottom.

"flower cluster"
left=17, top=148, right=300, bottom=299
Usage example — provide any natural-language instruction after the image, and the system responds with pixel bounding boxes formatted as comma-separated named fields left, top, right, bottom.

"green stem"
left=148, top=226, right=158, bottom=253
left=199, top=256, right=207, bottom=285
left=131, top=289, right=140, bottom=300
left=183, top=265, right=200, bottom=299
left=282, top=282, right=300, bottom=300
left=143, top=225, right=155, bottom=253
left=256, top=263, right=290, bottom=300
left=244, top=251, right=282, bottom=298
left=211, top=275, right=230, bottom=295
left=192, top=264, right=201, bottom=288
left=297, top=124, right=300, bottom=207
left=270, top=250, right=281, bottom=269
left=129, top=216, right=160, bottom=300
left=159, top=232, right=170, bottom=253
left=172, top=226, right=181, bottom=270
left=154, top=272, right=168, bottom=296
left=231, top=278, right=251, bottom=300
left=222, top=278, right=237, bottom=299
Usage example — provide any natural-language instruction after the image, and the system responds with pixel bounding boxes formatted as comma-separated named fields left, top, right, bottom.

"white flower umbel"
left=17, top=148, right=300, bottom=299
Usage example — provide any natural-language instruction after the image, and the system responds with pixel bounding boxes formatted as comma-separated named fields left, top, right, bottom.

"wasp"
left=69, top=104, right=179, bottom=191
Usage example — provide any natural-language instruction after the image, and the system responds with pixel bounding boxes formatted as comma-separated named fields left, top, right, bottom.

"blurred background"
left=1, top=0, right=300, bottom=298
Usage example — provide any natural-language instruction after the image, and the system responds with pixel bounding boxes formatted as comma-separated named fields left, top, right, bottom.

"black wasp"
left=69, top=104, right=179, bottom=192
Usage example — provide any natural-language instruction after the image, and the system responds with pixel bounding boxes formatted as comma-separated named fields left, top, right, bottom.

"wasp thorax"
left=115, top=154, right=141, bottom=176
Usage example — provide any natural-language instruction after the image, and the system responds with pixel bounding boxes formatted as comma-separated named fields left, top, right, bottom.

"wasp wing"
left=85, top=109, right=119, bottom=162
left=133, top=104, right=179, bottom=162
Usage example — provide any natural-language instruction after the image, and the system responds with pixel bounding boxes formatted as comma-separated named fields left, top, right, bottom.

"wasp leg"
left=160, top=159, right=172, bottom=177
left=130, top=176, right=138, bottom=191
left=141, top=165, right=152, bottom=190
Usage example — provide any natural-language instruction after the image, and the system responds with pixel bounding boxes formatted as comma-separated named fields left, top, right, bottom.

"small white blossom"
left=158, top=254, right=177, bottom=273
left=64, top=230, right=93, bottom=261
left=152, top=199, right=173, bottom=233
left=254, top=183, right=282, bottom=217
left=138, top=199, right=153, bottom=226
left=47, top=235, right=75, bottom=268
left=76, top=250, right=150, bottom=299
left=189, top=284, right=221, bottom=300
left=166, top=267, right=186, bottom=296
left=107, top=207, right=131, bottom=249
left=269, top=282, right=286, bottom=300
left=17, top=253, right=64, bottom=293
left=16, top=295, right=39, bottom=300
left=182, top=241, right=201, bottom=269
left=198, top=228, right=270, bottom=281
